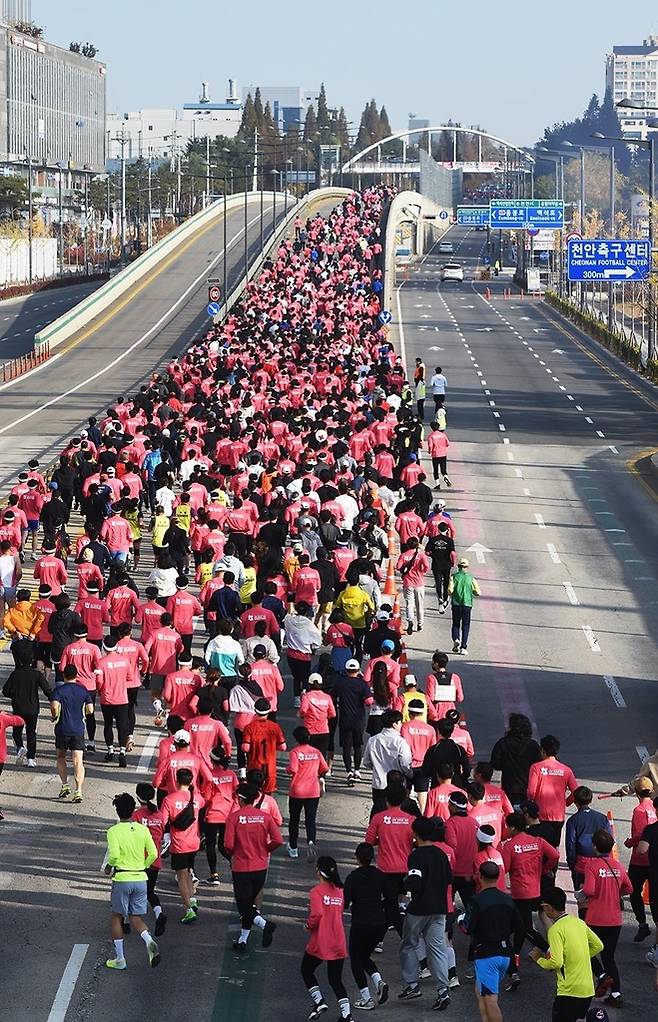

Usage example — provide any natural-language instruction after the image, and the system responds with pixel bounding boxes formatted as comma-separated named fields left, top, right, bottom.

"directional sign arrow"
left=466, top=542, right=492, bottom=565
left=603, top=266, right=636, bottom=279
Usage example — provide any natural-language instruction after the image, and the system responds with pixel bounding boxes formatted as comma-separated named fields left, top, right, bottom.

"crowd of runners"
left=0, top=184, right=657, bottom=1022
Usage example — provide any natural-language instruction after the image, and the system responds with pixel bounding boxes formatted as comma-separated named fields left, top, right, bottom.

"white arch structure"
left=341, top=125, right=535, bottom=174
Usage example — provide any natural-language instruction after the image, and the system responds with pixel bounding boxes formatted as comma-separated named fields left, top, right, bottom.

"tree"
left=317, top=84, right=330, bottom=132
left=253, top=87, right=264, bottom=132
left=262, top=100, right=278, bottom=142
left=336, top=107, right=351, bottom=150
left=0, top=175, right=28, bottom=212
left=379, top=105, right=392, bottom=139
left=238, top=93, right=257, bottom=141
left=303, top=105, right=318, bottom=144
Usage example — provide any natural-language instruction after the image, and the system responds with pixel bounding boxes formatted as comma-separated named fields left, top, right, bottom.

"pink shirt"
left=306, top=882, right=347, bottom=960
left=187, top=713, right=232, bottom=762
left=74, top=596, right=107, bottom=641
left=34, top=555, right=67, bottom=595
left=205, top=766, right=239, bottom=823
left=106, top=585, right=140, bottom=626
left=287, top=744, right=328, bottom=799
left=146, top=627, right=184, bottom=676
left=165, top=591, right=203, bottom=636
left=100, top=517, right=133, bottom=553
left=582, top=857, right=632, bottom=926
left=526, top=758, right=578, bottom=822
left=364, top=807, right=415, bottom=873
left=224, top=804, right=283, bottom=872
left=137, top=600, right=164, bottom=644
left=76, top=561, right=104, bottom=599
left=162, top=668, right=204, bottom=718
left=95, top=653, right=131, bottom=705
left=132, top=806, right=166, bottom=869
left=396, top=548, right=430, bottom=589
left=152, top=749, right=212, bottom=795
left=299, top=689, right=336, bottom=735
left=61, top=639, right=101, bottom=691
left=249, top=660, right=285, bottom=712
left=160, top=790, right=205, bottom=854
left=115, top=637, right=148, bottom=688
left=401, top=719, right=436, bottom=768
left=239, top=606, right=280, bottom=639
left=468, top=802, right=505, bottom=847
left=425, top=783, right=461, bottom=821
left=445, top=814, right=479, bottom=877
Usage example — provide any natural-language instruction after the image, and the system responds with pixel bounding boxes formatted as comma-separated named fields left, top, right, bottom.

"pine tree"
left=253, top=87, right=265, bottom=131
left=303, top=104, right=318, bottom=143
left=336, top=107, right=350, bottom=149
left=238, top=94, right=257, bottom=140
left=262, top=100, right=278, bottom=141
left=379, top=105, right=392, bottom=139
left=317, top=83, right=330, bottom=133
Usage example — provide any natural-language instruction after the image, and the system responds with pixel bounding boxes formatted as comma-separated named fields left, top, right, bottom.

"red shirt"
left=424, top=783, right=461, bottom=821
left=106, top=585, right=140, bottom=627
left=35, top=597, right=56, bottom=642
left=115, top=637, right=148, bottom=689
left=501, top=832, right=559, bottom=899
left=473, top=848, right=506, bottom=893
left=395, top=510, right=424, bottom=544
left=401, top=720, right=436, bottom=768
left=364, top=807, right=415, bottom=873
left=205, top=766, right=239, bottom=823
left=241, top=719, right=287, bottom=792
left=483, top=782, right=514, bottom=819
left=224, top=804, right=283, bottom=871
left=291, top=567, right=321, bottom=605
left=582, top=857, right=632, bottom=926
left=444, top=813, right=479, bottom=877
left=61, top=639, right=101, bottom=691
left=166, top=591, right=203, bottom=636
left=74, top=596, right=108, bottom=641
left=76, top=561, right=104, bottom=599
left=299, top=689, right=336, bottom=735
left=146, top=627, right=184, bottom=676
left=527, top=758, right=578, bottom=822
left=239, top=605, right=280, bottom=639
left=33, top=555, right=67, bottom=595
left=152, top=749, right=213, bottom=795
left=396, top=548, right=430, bottom=589
left=468, top=802, right=505, bottom=847
left=132, top=806, right=166, bottom=869
left=287, top=743, right=328, bottom=799
left=100, top=517, right=133, bottom=552
left=187, top=713, right=232, bottom=763
left=137, top=600, right=164, bottom=644
left=306, top=881, right=347, bottom=960
left=629, top=799, right=657, bottom=866
left=95, top=652, right=131, bottom=705
left=0, top=712, right=25, bottom=762
left=249, top=660, right=284, bottom=712
left=160, top=789, right=206, bottom=854
left=162, top=668, right=203, bottom=718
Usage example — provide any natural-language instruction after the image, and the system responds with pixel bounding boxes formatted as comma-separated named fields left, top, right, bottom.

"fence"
left=1, top=340, right=50, bottom=382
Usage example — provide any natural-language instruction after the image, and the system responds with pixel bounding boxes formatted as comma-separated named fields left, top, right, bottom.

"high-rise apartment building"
left=606, top=35, right=658, bottom=139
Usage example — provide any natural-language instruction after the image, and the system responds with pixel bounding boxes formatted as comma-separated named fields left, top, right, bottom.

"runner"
left=287, top=725, right=328, bottom=860
left=343, top=843, right=389, bottom=1010
left=302, top=856, right=352, bottom=1022
left=132, top=782, right=168, bottom=935
left=448, top=557, right=481, bottom=656
left=158, top=767, right=205, bottom=923
left=50, top=664, right=94, bottom=802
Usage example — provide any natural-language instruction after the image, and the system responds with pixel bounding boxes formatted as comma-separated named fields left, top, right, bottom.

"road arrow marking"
left=552, top=348, right=564, bottom=354
left=603, top=674, right=626, bottom=707
left=466, top=542, right=492, bottom=564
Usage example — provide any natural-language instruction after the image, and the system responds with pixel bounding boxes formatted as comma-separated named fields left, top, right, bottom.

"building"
left=1, top=0, right=30, bottom=23
left=408, top=114, right=430, bottom=145
left=240, top=85, right=319, bottom=135
left=107, top=81, right=242, bottom=162
left=606, top=35, right=658, bottom=138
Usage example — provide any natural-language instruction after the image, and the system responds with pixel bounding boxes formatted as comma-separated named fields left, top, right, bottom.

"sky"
left=33, top=0, right=658, bottom=148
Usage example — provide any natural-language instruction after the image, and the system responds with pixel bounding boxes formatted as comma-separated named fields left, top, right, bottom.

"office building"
left=606, top=35, right=658, bottom=139
left=408, top=114, right=430, bottom=145
left=1, top=0, right=31, bottom=24
left=107, top=81, right=242, bottom=162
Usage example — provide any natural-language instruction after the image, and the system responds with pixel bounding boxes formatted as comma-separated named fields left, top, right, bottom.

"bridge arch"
left=341, top=126, right=534, bottom=173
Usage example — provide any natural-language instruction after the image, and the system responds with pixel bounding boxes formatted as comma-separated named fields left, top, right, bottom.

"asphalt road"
left=2, top=217, right=658, bottom=1021
left=0, top=279, right=102, bottom=362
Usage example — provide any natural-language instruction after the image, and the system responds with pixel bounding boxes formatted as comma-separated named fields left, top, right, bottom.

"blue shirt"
left=53, top=682, right=93, bottom=736
left=142, top=450, right=162, bottom=481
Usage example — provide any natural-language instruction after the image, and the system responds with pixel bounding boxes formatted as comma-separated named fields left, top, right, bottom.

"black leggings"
left=289, top=797, right=319, bottom=848
left=146, top=866, right=161, bottom=909
left=204, top=821, right=230, bottom=874
left=234, top=727, right=246, bottom=769
left=340, top=726, right=363, bottom=773
left=382, top=872, right=404, bottom=936
left=101, top=703, right=130, bottom=748
left=301, top=953, right=347, bottom=1000
left=127, top=687, right=139, bottom=736
left=13, top=712, right=38, bottom=759
left=431, top=456, right=447, bottom=479
left=308, top=733, right=330, bottom=759
left=591, top=925, right=621, bottom=992
left=232, top=869, right=266, bottom=929
left=628, top=864, right=655, bottom=926
left=288, top=656, right=312, bottom=697
left=432, top=567, right=451, bottom=603
left=512, top=898, right=549, bottom=961
left=349, top=922, right=386, bottom=988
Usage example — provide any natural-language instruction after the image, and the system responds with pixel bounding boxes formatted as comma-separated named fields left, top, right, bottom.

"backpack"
left=170, top=787, right=196, bottom=830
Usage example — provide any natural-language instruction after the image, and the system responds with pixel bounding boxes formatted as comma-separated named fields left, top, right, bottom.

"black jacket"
left=422, top=737, right=470, bottom=788
left=490, top=732, right=541, bottom=802
left=2, top=666, right=52, bottom=715
left=48, top=609, right=84, bottom=662
left=405, top=845, right=452, bottom=916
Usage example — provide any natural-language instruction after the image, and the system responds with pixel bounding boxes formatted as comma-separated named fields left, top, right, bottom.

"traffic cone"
left=383, top=559, right=396, bottom=597
left=387, top=527, right=396, bottom=557
left=390, top=594, right=402, bottom=633
left=607, top=810, right=620, bottom=861
left=484, top=287, right=491, bottom=300
left=398, top=644, right=409, bottom=679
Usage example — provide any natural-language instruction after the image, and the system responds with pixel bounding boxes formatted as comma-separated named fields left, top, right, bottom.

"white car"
left=438, top=241, right=454, bottom=254
left=441, top=262, right=464, bottom=282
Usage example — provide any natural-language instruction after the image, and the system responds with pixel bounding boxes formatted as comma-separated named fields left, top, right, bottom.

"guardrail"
left=1, top=340, right=50, bottom=381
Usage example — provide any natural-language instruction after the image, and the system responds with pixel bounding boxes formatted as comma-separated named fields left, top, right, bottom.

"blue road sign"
left=457, top=206, right=490, bottom=226
left=567, top=238, right=650, bottom=281
left=490, top=199, right=564, bottom=229
left=438, top=210, right=449, bottom=220
left=378, top=309, right=392, bottom=325
left=207, top=301, right=220, bottom=316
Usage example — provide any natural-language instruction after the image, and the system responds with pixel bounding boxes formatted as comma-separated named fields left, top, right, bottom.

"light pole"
left=562, top=142, right=587, bottom=311
left=56, top=162, right=64, bottom=277
left=24, top=153, right=33, bottom=285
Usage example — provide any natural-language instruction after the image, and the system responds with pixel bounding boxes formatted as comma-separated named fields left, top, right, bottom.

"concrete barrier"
left=33, top=192, right=274, bottom=354
left=382, top=190, right=452, bottom=315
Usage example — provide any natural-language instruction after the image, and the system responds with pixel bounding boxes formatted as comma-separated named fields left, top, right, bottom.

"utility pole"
left=111, top=124, right=129, bottom=264
left=147, top=152, right=153, bottom=249
left=57, top=165, right=64, bottom=277
left=26, top=154, right=33, bottom=286
left=84, top=171, right=89, bottom=277
left=252, top=126, right=258, bottom=193
left=205, top=134, right=210, bottom=209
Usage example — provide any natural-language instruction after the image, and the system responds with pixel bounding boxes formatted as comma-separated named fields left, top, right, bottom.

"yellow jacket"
left=4, top=600, right=44, bottom=639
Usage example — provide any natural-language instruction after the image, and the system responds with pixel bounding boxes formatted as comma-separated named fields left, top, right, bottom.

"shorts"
left=110, top=880, right=148, bottom=916
left=35, top=641, right=52, bottom=665
left=171, top=851, right=196, bottom=871
left=474, top=955, right=510, bottom=996
left=55, top=732, right=85, bottom=751
left=150, top=673, right=165, bottom=692
left=26, top=520, right=39, bottom=534
left=412, top=767, right=430, bottom=792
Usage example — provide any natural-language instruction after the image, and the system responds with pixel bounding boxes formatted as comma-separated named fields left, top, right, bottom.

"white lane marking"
left=582, top=624, right=601, bottom=653
left=137, top=730, right=161, bottom=774
left=567, top=395, right=574, bottom=400
left=534, top=513, right=546, bottom=529
left=493, top=411, right=500, bottom=418
left=47, top=944, right=89, bottom=1022
left=608, top=446, right=619, bottom=454
left=637, top=745, right=650, bottom=762
left=603, top=674, right=626, bottom=709
left=523, top=487, right=531, bottom=496
left=0, top=209, right=270, bottom=415
left=563, top=582, right=579, bottom=604
left=585, top=417, right=593, bottom=424
left=481, top=379, right=488, bottom=385
left=547, top=543, right=561, bottom=563
left=489, top=399, right=496, bottom=406
left=514, top=468, right=523, bottom=477
left=506, top=450, right=514, bottom=459
left=498, top=423, right=506, bottom=431
left=596, top=430, right=605, bottom=438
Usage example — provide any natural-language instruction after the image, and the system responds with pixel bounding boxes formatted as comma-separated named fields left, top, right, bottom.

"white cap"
left=345, top=659, right=360, bottom=671
left=403, top=674, right=417, bottom=687
left=174, top=729, right=191, bottom=744
left=376, top=610, right=390, bottom=621
left=308, top=672, right=323, bottom=686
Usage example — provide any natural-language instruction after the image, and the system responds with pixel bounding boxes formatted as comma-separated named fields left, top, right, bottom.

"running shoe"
left=398, top=985, right=422, bottom=1000
left=126, top=737, right=135, bottom=752
left=407, top=623, right=414, bottom=635
left=634, top=923, right=651, bottom=942
left=232, top=938, right=248, bottom=953
left=262, top=920, right=276, bottom=947
left=26, top=759, right=36, bottom=768
left=307, top=841, right=317, bottom=861
left=308, top=1005, right=328, bottom=1020
left=154, top=913, right=167, bottom=937
left=452, top=641, right=460, bottom=653
left=181, top=908, right=197, bottom=924
left=72, top=790, right=83, bottom=804
left=146, top=939, right=160, bottom=968
left=85, top=742, right=96, bottom=754
left=354, top=999, right=374, bottom=1011
left=419, top=967, right=432, bottom=980
left=448, top=975, right=460, bottom=989
left=58, top=784, right=71, bottom=799
left=505, top=973, right=520, bottom=992
left=376, top=980, right=389, bottom=1005
left=432, top=990, right=450, bottom=1011
left=105, top=957, right=127, bottom=970
left=118, top=752, right=127, bottom=768
left=595, top=976, right=614, bottom=998
left=206, top=874, right=221, bottom=886
left=104, top=751, right=115, bottom=763
left=293, top=696, right=301, bottom=708
left=645, top=944, right=658, bottom=965
left=603, top=994, right=623, bottom=1007
left=460, top=647, right=468, bottom=657
left=374, top=943, right=384, bottom=954
left=287, top=844, right=299, bottom=858
left=439, top=603, right=445, bottom=615
left=16, top=747, right=26, bottom=762
left=347, top=772, right=356, bottom=788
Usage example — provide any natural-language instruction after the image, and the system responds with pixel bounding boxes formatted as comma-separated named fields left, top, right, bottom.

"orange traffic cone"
left=387, top=528, right=396, bottom=557
left=383, top=559, right=396, bottom=597
left=398, top=644, right=409, bottom=678
left=607, top=810, right=620, bottom=861
left=390, top=594, right=402, bottom=634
